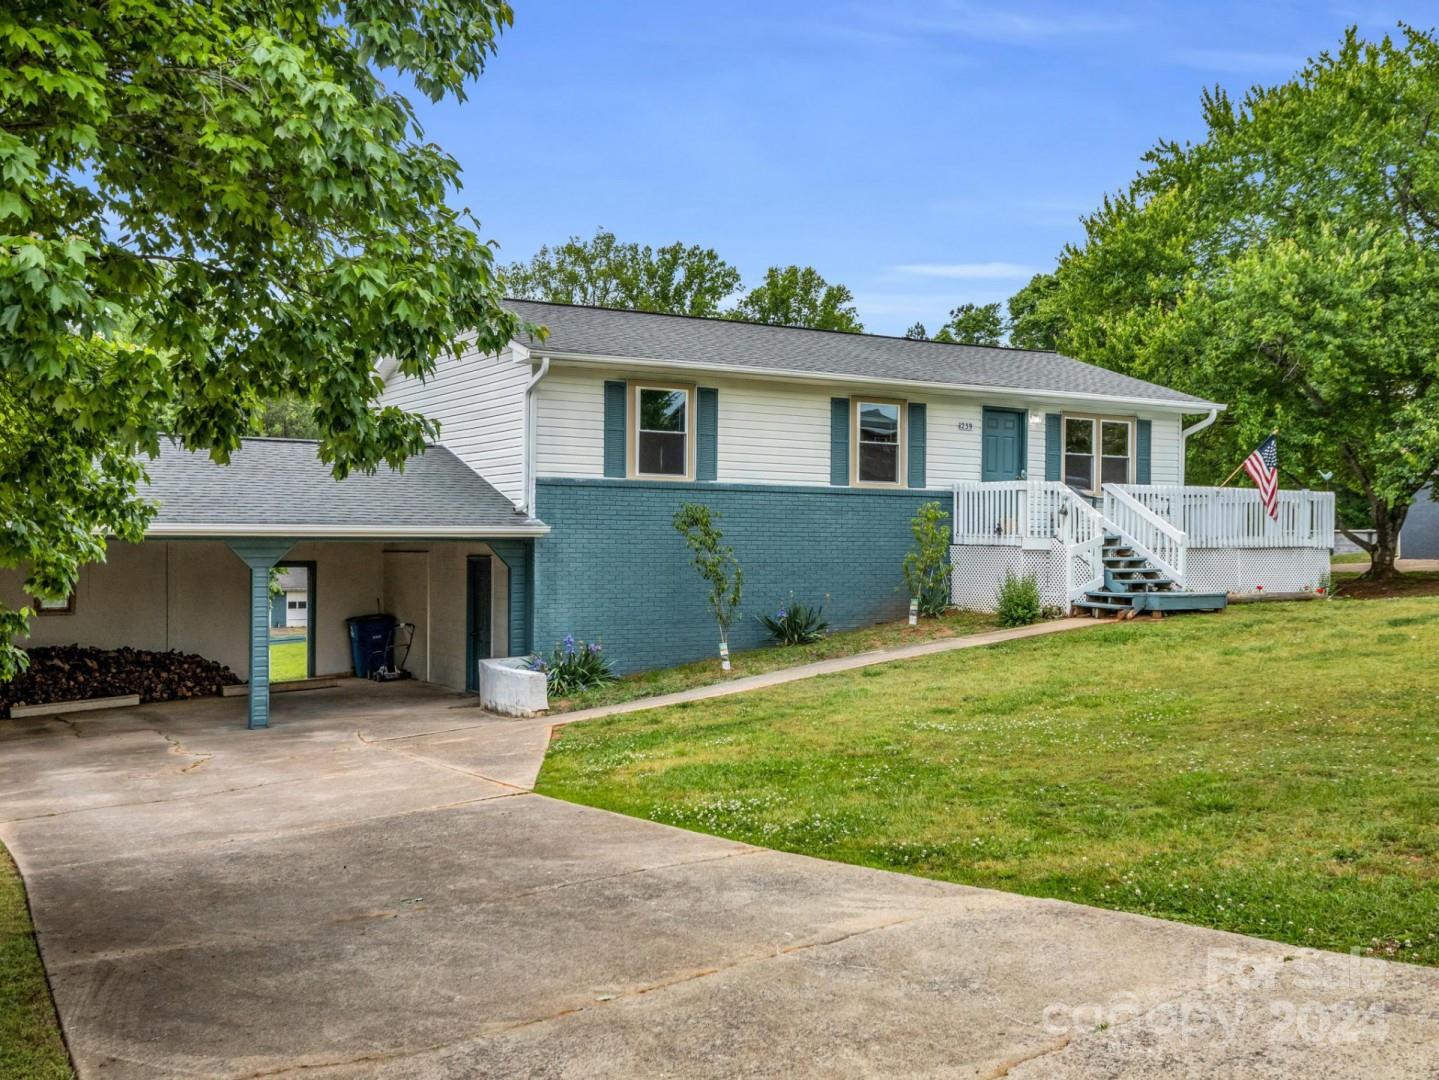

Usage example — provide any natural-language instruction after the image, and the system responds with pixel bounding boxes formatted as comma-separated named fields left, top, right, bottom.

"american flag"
left=1242, top=435, right=1279, bottom=520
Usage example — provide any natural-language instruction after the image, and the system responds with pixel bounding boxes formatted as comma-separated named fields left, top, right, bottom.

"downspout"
left=1180, top=408, right=1220, bottom=486
left=521, top=354, right=550, bottom=514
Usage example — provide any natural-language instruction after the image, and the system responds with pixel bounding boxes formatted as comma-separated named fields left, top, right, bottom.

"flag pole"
left=1219, top=429, right=1278, bottom=487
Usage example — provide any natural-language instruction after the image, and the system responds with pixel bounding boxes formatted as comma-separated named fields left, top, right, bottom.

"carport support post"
left=227, top=540, right=296, bottom=729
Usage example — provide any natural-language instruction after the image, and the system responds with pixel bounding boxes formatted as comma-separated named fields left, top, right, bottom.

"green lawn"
left=268, top=637, right=309, bottom=682
left=1, top=846, right=71, bottom=1079
left=539, top=597, right=1439, bottom=965
left=547, top=609, right=1000, bottom=712
left=1331, top=552, right=1370, bottom=564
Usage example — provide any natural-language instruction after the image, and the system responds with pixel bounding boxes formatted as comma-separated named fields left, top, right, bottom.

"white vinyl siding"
left=533, top=364, right=1190, bottom=489
left=1143, top=412, right=1183, bottom=485
left=534, top=366, right=606, bottom=478
left=717, top=380, right=830, bottom=484
left=380, top=344, right=529, bottom=506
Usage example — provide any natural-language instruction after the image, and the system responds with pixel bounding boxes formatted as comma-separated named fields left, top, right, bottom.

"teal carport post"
left=228, top=539, right=296, bottom=729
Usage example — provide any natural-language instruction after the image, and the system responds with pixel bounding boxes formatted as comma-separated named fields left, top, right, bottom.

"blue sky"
left=413, top=2, right=1416, bottom=335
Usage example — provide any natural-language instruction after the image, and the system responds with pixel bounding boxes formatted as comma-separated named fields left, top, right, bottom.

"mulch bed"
left=1, top=644, right=241, bottom=718
left=1332, top=571, right=1439, bottom=600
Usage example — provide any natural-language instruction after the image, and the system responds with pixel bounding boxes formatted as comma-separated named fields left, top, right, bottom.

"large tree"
left=1048, top=26, right=1439, bottom=578
left=1005, top=272, right=1064, bottom=351
left=730, top=265, right=864, bottom=332
left=931, top=302, right=1004, bottom=346
left=0, top=0, right=521, bottom=677
left=503, top=228, right=741, bottom=317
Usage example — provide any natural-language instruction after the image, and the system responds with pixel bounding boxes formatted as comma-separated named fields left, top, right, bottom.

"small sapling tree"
left=673, top=503, right=744, bottom=670
left=903, top=501, right=952, bottom=617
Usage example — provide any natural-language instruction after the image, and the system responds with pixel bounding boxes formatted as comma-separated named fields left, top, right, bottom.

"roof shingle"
left=142, top=439, right=546, bottom=535
left=506, top=299, right=1214, bottom=407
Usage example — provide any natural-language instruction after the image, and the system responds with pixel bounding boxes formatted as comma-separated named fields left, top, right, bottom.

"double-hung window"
left=632, top=384, right=692, bottom=478
left=854, top=399, right=903, bottom=485
left=1063, top=416, right=1131, bottom=493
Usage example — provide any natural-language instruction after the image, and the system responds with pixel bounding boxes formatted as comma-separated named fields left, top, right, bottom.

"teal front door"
left=981, top=408, right=1027, bottom=481
left=465, top=556, right=492, bottom=692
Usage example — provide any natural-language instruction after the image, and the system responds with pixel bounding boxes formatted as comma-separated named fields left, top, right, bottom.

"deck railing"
left=1102, top=486, right=1187, bottom=582
left=1111, top=485, right=1334, bottom=550
left=952, top=481, right=1106, bottom=599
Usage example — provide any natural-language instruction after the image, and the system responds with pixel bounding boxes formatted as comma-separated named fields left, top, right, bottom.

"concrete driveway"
left=2, top=681, right=1436, bottom=1079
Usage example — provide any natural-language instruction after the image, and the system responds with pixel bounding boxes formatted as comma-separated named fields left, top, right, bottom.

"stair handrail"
left=1102, top=485, right=1188, bottom=584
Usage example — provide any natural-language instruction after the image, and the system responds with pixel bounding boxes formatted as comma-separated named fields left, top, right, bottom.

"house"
left=2, top=299, right=1334, bottom=728
left=1401, top=486, right=1438, bottom=559
left=271, top=567, right=310, bottom=629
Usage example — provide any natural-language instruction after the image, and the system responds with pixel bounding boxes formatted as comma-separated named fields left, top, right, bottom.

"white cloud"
left=890, top=261, right=1038, bottom=280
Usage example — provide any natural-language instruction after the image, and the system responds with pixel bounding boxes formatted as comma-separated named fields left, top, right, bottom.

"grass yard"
left=1, top=846, right=71, bottom=1079
left=267, top=637, right=309, bottom=682
left=539, top=596, right=1439, bottom=965
left=547, top=609, right=999, bottom=712
left=1331, top=551, right=1369, bottom=565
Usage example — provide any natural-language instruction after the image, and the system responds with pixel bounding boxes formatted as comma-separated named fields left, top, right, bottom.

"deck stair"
left=1073, top=535, right=1227, bottom=617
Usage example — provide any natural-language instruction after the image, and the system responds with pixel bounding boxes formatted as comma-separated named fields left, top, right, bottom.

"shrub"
left=996, top=571, right=1042, bottom=627
left=757, top=595, right=830, bottom=646
left=903, top=501, right=952, bottom=617
left=528, top=634, right=616, bottom=696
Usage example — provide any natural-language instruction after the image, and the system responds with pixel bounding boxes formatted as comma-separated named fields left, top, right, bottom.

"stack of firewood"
left=1, top=645, right=241, bottom=717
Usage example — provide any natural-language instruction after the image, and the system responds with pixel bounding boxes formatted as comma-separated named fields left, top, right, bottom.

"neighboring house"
left=1401, top=485, right=1439, bottom=558
left=271, top=567, right=309, bottom=629
left=3, top=299, right=1334, bottom=728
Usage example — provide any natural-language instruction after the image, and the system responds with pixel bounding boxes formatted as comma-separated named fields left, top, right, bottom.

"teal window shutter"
left=1045, top=413, right=1061, bottom=482
left=697, top=387, right=718, bottom=481
left=1136, top=418, right=1152, bottom=484
left=603, top=380, right=627, bottom=478
left=907, top=402, right=927, bottom=488
left=830, top=397, right=850, bottom=486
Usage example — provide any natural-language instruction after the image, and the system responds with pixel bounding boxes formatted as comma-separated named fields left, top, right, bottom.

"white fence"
left=1111, top=485, right=1334, bottom=550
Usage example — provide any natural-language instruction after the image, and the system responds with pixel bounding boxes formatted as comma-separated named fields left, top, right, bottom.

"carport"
left=1, top=438, right=549, bottom=728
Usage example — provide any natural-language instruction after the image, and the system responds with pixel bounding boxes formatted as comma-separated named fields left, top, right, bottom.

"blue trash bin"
left=346, top=614, right=397, bottom=677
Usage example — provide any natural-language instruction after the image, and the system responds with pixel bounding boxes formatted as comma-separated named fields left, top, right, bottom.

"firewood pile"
left=1, top=645, right=241, bottom=717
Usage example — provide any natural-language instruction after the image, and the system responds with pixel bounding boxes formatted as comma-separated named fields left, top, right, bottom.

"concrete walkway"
left=3, top=681, right=1437, bottom=1077
left=553, top=616, right=1103, bottom=725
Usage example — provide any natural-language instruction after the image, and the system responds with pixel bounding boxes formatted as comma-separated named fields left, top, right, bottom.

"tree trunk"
left=1360, top=502, right=1408, bottom=581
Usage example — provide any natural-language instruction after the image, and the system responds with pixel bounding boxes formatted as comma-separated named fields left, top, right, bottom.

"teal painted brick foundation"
left=532, top=478, right=951, bottom=674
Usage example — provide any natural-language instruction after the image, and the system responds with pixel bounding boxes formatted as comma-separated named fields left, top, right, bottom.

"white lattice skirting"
left=1186, top=547, right=1332, bottom=596
left=949, top=543, right=1069, bottom=613
left=950, top=543, right=1332, bottom=612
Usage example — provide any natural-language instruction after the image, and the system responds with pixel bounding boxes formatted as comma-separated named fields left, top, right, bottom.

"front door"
left=981, top=408, right=1027, bottom=482
left=465, top=556, right=492, bottom=692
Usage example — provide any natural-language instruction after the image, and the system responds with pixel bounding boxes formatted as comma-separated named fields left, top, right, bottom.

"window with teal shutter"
left=697, top=387, right=718, bottom=481
left=907, top=403, right=927, bottom=488
left=1045, top=413, right=1061, bottom=481
left=603, top=381, right=627, bottom=478
left=830, top=397, right=850, bottom=485
left=1136, top=419, right=1152, bottom=484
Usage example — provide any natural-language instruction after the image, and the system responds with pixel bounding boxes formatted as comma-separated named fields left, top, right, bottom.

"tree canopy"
left=931, top=302, right=1004, bottom=346
left=729, top=265, right=864, bottom=333
left=1044, top=25, right=1439, bottom=576
left=502, top=227, right=742, bottom=317
left=1, top=0, right=522, bottom=676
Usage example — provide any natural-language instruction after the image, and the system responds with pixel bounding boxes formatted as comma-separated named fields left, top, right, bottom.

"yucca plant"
left=757, top=595, right=830, bottom=646
left=527, top=634, right=616, bottom=696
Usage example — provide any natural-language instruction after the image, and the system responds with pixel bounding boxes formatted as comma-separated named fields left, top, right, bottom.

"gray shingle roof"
left=142, top=438, right=547, bottom=535
left=506, top=299, right=1215, bottom=407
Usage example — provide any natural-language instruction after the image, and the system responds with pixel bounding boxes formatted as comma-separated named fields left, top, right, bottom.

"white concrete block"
left=479, top=657, right=549, bottom=717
